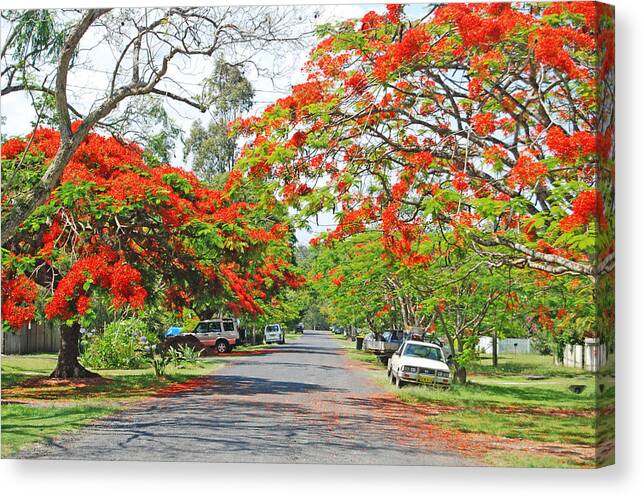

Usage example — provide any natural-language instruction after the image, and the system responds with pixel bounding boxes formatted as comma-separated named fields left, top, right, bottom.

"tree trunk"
left=50, top=322, right=99, bottom=378
left=492, top=328, right=498, bottom=368
left=454, top=339, right=467, bottom=384
left=455, top=366, right=467, bottom=384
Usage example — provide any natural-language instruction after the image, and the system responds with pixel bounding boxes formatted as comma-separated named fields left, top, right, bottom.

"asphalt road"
left=22, top=330, right=471, bottom=466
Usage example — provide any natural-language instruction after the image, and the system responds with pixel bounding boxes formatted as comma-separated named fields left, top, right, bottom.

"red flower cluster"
left=345, top=72, right=368, bottom=93
left=385, top=4, right=403, bottom=23
left=1, top=274, right=38, bottom=328
left=288, top=131, right=308, bottom=149
left=372, top=26, right=430, bottom=81
left=471, top=112, right=496, bottom=136
left=44, top=250, right=148, bottom=320
left=452, top=172, right=469, bottom=192
left=1, top=138, right=27, bottom=160
left=507, top=155, right=548, bottom=190
left=560, top=189, right=608, bottom=232
left=546, top=126, right=596, bottom=163
left=436, top=3, right=525, bottom=49
left=530, top=25, right=594, bottom=80
left=376, top=303, right=392, bottom=317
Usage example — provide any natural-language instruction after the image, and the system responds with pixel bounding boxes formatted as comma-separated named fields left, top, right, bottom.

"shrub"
left=143, top=345, right=175, bottom=377
left=532, top=330, right=555, bottom=356
left=81, top=318, right=158, bottom=369
left=173, top=344, right=203, bottom=368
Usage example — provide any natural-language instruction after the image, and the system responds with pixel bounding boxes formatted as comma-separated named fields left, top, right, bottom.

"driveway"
left=22, top=330, right=473, bottom=466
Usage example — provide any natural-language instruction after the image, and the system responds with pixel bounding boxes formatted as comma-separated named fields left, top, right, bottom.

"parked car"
left=185, top=318, right=239, bottom=353
left=331, top=326, right=344, bottom=335
left=264, top=324, right=285, bottom=344
left=362, top=330, right=405, bottom=357
left=387, top=340, right=451, bottom=388
left=295, top=322, right=304, bottom=334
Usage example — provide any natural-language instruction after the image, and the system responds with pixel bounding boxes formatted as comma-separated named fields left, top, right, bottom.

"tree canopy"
left=233, top=3, right=614, bottom=280
left=1, top=125, right=302, bottom=376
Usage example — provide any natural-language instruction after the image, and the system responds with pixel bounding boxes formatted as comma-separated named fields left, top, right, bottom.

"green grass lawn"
left=1, top=353, right=226, bottom=456
left=1, top=403, right=117, bottom=457
left=1, top=354, right=59, bottom=388
left=429, top=408, right=596, bottom=445
left=468, top=353, right=590, bottom=378
left=482, top=451, right=589, bottom=468
left=338, top=338, right=614, bottom=468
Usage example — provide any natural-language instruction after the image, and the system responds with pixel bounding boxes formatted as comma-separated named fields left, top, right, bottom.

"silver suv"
left=188, top=318, right=239, bottom=353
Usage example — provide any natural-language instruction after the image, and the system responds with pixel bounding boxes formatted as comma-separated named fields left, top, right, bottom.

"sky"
left=0, top=3, right=430, bottom=245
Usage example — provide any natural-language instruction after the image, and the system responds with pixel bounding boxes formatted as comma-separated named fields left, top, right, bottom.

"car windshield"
left=402, top=344, right=443, bottom=362
left=266, top=325, right=280, bottom=333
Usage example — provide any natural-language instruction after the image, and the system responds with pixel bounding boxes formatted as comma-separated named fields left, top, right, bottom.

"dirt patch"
left=17, top=376, right=112, bottom=388
left=153, top=376, right=215, bottom=397
left=229, top=349, right=276, bottom=356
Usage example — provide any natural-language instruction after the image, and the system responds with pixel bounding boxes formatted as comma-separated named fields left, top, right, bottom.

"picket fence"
left=477, top=336, right=532, bottom=354
left=0, top=321, right=61, bottom=355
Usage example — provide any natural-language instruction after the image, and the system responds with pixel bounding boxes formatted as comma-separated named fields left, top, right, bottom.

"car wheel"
left=216, top=340, right=230, bottom=354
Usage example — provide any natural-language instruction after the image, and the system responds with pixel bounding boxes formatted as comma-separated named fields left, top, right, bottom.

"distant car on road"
left=387, top=340, right=451, bottom=388
left=264, top=324, right=285, bottom=344
left=185, top=318, right=239, bottom=353
left=295, top=322, right=304, bottom=334
left=362, top=330, right=404, bottom=354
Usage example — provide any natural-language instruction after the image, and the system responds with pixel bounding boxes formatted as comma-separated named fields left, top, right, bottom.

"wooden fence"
left=1, top=322, right=61, bottom=355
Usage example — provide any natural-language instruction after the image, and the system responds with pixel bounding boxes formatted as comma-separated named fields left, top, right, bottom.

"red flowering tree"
left=1, top=126, right=302, bottom=378
left=234, top=2, right=614, bottom=277
left=233, top=2, right=614, bottom=347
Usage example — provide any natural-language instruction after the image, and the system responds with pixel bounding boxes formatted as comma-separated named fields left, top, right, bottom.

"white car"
left=264, top=324, right=285, bottom=344
left=387, top=340, right=451, bottom=388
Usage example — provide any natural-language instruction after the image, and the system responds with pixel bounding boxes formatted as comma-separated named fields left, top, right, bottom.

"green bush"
left=81, top=318, right=158, bottom=369
left=531, top=330, right=555, bottom=356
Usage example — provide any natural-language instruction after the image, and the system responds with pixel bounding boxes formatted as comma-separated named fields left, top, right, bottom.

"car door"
left=221, top=320, right=236, bottom=341
left=193, top=321, right=212, bottom=346
left=209, top=320, right=223, bottom=345
left=391, top=343, right=404, bottom=375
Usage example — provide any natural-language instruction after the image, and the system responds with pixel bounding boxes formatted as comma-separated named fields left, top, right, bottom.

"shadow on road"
left=195, top=375, right=339, bottom=396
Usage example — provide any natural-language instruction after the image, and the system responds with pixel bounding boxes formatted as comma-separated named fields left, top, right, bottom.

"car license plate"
left=419, top=375, right=434, bottom=384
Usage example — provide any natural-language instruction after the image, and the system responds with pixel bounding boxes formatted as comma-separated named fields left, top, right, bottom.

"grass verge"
left=337, top=337, right=614, bottom=468
left=1, top=403, right=117, bottom=457
left=1, top=354, right=226, bottom=456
